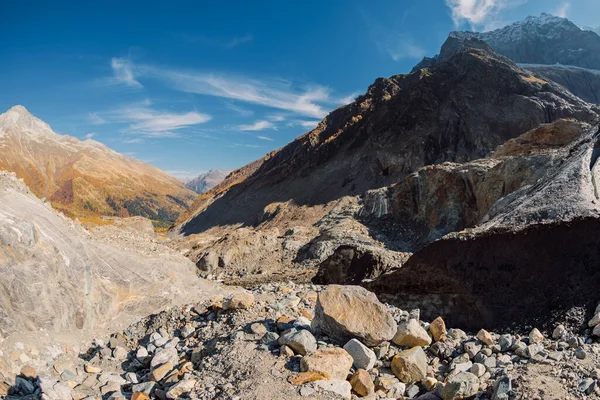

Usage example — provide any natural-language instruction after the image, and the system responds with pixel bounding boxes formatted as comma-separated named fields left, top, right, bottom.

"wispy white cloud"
left=238, top=120, right=276, bottom=131
left=224, top=101, right=254, bottom=116
left=166, top=169, right=204, bottom=182
left=95, top=102, right=211, bottom=138
left=555, top=1, right=570, bottom=18
left=256, top=135, right=274, bottom=141
left=84, top=132, right=96, bottom=139
left=177, top=33, right=253, bottom=49
left=88, top=112, right=106, bottom=124
left=120, top=61, right=332, bottom=118
left=110, top=58, right=143, bottom=88
left=122, top=138, right=145, bottom=144
left=444, top=0, right=523, bottom=28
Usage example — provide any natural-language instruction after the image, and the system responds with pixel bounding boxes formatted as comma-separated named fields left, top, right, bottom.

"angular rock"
left=343, top=339, right=377, bottom=370
left=390, top=347, right=427, bottom=384
left=112, top=346, right=128, bottom=360
left=84, top=364, right=102, bottom=374
left=429, top=317, right=447, bottom=342
left=166, top=379, right=196, bottom=399
left=150, top=346, right=178, bottom=369
left=442, top=372, right=479, bottom=400
left=280, top=345, right=295, bottom=357
left=349, top=369, right=375, bottom=397
left=131, top=381, right=155, bottom=395
left=180, top=324, right=195, bottom=339
left=20, top=365, right=36, bottom=379
left=278, top=328, right=317, bottom=355
left=314, top=379, right=352, bottom=399
left=552, top=324, right=567, bottom=340
left=529, top=328, right=544, bottom=343
left=224, top=293, right=254, bottom=310
left=312, top=285, right=396, bottom=346
left=393, top=319, right=432, bottom=347
left=492, top=376, right=512, bottom=400
left=300, top=348, right=353, bottom=380
left=132, top=393, right=151, bottom=400
left=476, top=329, right=494, bottom=346
left=149, top=362, right=174, bottom=382
left=593, top=324, right=600, bottom=337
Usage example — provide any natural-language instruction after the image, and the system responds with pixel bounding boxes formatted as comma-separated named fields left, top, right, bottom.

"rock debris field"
left=2, top=283, right=600, bottom=399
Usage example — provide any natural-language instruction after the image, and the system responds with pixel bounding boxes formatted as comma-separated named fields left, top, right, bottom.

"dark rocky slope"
left=177, top=46, right=598, bottom=236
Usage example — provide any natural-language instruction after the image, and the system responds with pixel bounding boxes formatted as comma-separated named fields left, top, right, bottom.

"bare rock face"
left=312, top=285, right=396, bottom=346
left=390, top=347, right=428, bottom=384
left=367, top=122, right=600, bottom=329
left=0, top=171, right=225, bottom=336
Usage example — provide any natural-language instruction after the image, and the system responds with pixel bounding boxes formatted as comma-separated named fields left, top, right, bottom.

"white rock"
left=343, top=339, right=377, bottom=370
left=314, top=379, right=352, bottom=399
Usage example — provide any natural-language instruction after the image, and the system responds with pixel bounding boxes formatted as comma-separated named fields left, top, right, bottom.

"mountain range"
left=0, top=106, right=197, bottom=228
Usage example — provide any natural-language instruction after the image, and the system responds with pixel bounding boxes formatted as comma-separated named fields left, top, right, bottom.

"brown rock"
left=132, top=392, right=151, bottom=400
left=280, top=345, right=295, bottom=357
left=393, top=319, right=432, bottom=347
left=350, top=369, right=375, bottom=397
left=476, top=329, right=494, bottom=346
left=288, top=371, right=327, bottom=385
left=391, top=347, right=428, bottom=384
left=84, top=364, right=102, bottom=374
left=299, top=309, right=313, bottom=320
left=312, top=285, right=397, bottom=346
left=20, top=365, right=36, bottom=378
left=224, top=293, right=254, bottom=310
left=429, top=317, right=447, bottom=342
left=149, top=362, right=174, bottom=382
left=300, top=348, right=353, bottom=380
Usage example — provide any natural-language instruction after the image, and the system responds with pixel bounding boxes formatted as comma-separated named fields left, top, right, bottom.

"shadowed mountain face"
left=186, top=169, right=232, bottom=194
left=176, top=46, right=599, bottom=236
left=0, top=106, right=197, bottom=227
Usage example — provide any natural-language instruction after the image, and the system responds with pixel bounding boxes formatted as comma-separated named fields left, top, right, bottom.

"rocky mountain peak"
left=0, top=105, right=55, bottom=137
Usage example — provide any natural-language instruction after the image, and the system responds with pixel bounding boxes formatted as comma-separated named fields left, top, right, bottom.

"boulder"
left=343, top=339, right=377, bottom=370
left=390, top=347, right=427, bottom=384
left=300, top=348, right=353, bottom=380
left=349, top=369, right=375, bottom=397
left=393, top=319, right=432, bottom=347
left=442, top=372, right=480, bottom=400
left=312, top=285, right=396, bottom=346
left=476, top=329, right=494, bottom=346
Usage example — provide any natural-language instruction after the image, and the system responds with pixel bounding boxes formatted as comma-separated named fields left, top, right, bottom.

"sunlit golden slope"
left=0, top=105, right=197, bottom=227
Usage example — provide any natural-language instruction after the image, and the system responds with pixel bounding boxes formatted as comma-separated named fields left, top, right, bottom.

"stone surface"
left=429, top=317, right=447, bottom=342
left=224, top=293, right=255, bottom=310
left=149, top=362, right=174, bottom=382
left=393, top=319, right=432, bottom=347
left=390, top=347, right=428, bottom=384
left=288, top=371, right=327, bottom=385
left=442, top=372, right=480, bottom=400
left=349, top=369, right=375, bottom=397
left=300, top=348, right=353, bottom=380
left=278, top=328, right=317, bottom=355
left=312, top=285, right=397, bottom=347
left=314, top=379, right=352, bottom=399
left=343, top=339, right=377, bottom=370
left=166, top=379, right=196, bottom=399
left=529, top=328, right=544, bottom=343
left=476, top=329, right=494, bottom=346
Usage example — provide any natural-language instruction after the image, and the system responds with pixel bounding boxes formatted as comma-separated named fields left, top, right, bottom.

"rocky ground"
left=3, top=283, right=600, bottom=400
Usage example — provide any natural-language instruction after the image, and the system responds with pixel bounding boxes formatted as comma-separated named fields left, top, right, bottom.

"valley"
left=3, top=9, right=600, bottom=400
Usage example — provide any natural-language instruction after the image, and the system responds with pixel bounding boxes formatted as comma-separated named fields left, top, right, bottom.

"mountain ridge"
left=0, top=105, right=197, bottom=227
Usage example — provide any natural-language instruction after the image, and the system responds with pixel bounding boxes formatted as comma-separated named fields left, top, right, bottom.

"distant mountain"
left=186, top=169, right=231, bottom=194
left=0, top=105, right=197, bottom=227
left=449, top=13, right=600, bottom=69
left=413, top=14, right=600, bottom=105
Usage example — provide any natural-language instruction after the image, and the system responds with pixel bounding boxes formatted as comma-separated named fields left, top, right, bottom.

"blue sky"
left=1, top=0, right=599, bottom=180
